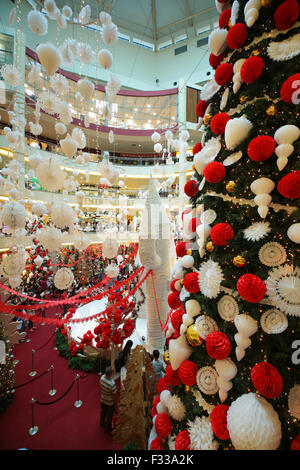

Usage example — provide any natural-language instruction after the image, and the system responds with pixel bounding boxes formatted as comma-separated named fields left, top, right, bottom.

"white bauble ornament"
left=97, top=49, right=113, bottom=69
left=51, top=201, right=77, bottom=229
left=27, top=10, right=48, bottom=35
left=36, top=42, right=62, bottom=76
left=77, top=78, right=95, bottom=100
left=274, top=125, right=300, bottom=145
left=54, top=267, right=74, bottom=290
left=55, top=122, right=67, bottom=135
left=154, top=143, right=162, bottom=153
left=151, top=131, right=161, bottom=143
left=32, top=201, right=47, bottom=217
left=185, top=299, right=201, bottom=317
left=225, top=117, right=253, bottom=150
left=169, top=334, right=193, bottom=370
left=287, top=223, right=300, bottom=244
left=60, top=134, right=78, bottom=158
left=227, top=393, right=282, bottom=450
left=102, top=23, right=118, bottom=46
left=208, top=29, right=228, bottom=56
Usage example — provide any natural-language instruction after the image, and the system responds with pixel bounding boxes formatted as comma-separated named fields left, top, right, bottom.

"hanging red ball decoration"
left=274, top=0, right=299, bottom=31
left=210, top=223, right=234, bottom=246
left=150, top=436, right=164, bottom=450
left=155, top=413, right=173, bottom=437
left=157, top=377, right=171, bottom=394
left=165, top=364, right=181, bottom=387
left=251, top=362, right=283, bottom=399
left=210, top=404, right=230, bottom=440
left=175, top=430, right=191, bottom=450
left=183, top=272, right=200, bottom=293
left=277, top=171, right=300, bottom=199
left=170, top=307, right=185, bottom=332
left=219, top=9, right=231, bottom=29
left=152, top=395, right=160, bottom=411
left=168, top=291, right=182, bottom=309
left=170, top=279, right=180, bottom=292
left=176, top=241, right=188, bottom=257
left=237, top=273, right=266, bottom=303
left=193, top=142, right=203, bottom=155
left=178, top=360, right=198, bottom=386
left=280, top=73, right=300, bottom=103
left=215, top=62, right=234, bottom=86
left=210, top=112, right=231, bottom=134
left=240, top=56, right=265, bottom=84
left=227, top=23, right=248, bottom=49
left=204, top=161, right=226, bottom=183
left=196, top=100, right=208, bottom=118
left=291, top=435, right=300, bottom=450
left=184, top=179, right=199, bottom=197
left=206, top=331, right=231, bottom=360
left=209, top=52, right=225, bottom=68
left=247, top=135, right=276, bottom=161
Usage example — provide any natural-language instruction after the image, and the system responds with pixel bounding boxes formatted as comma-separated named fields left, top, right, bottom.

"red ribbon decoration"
left=150, top=271, right=172, bottom=332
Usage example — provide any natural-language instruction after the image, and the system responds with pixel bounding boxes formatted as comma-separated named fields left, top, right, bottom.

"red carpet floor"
left=0, top=303, right=121, bottom=451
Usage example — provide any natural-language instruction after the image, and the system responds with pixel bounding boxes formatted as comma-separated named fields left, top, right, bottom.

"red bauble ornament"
left=291, top=434, right=300, bottom=450
left=170, top=307, right=185, bottom=332
left=210, top=404, right=230, bottom=440
left=209, top=52, right=225, bottom=68
left=155, top=413, right=172, bottom=437
left=193, top=142, right=203, bottom=155
left=168, top=291, right=182, bottom=309
left=210, top=112, right=231, bottom=134
left=240, top=56, right=265, bottom=84
left=178, top=360, right=198, bottom=386
left=227, top=23, right=248, bottom=49
left=152, top=395, right=160, bottom=411
left=206, top=331, right=231, bottom=360
left=251, top=362, right=283, bottom=399
left=170, top=279, right=180, bottom=292
left=175, top=430, right=191, bottom=450
left=280, top=73, right=300, bottom=103
left=237, top=273, right=266, bottom=303
left=274, top=0, right=299, bottom=31
left=188, top=217, right=201, bottom=233
left=204, top=161, right=226, bottom=183
left=219, top=9, right=231, bottom=29
left=165, top=364, right=181, bottom=386
left=181, top=208, right=192, bottom=221
left=277, top=171, right=300, bottom=199
left=210, top=223, right=234, bottom=246
left=150, top=437, right=164, bottom=450
left=183, top=272, right=200, bottom=293
left=157, top=377, right=171, bottom=394
left=184, top=179, right=199, bottom=197
left=176, top=241, right=188, bottom=257
left=247, top=135, right=276, bottom=161
left=215, top=62, right=234, bottom=86
left=196, top=100, right=208, bottom=118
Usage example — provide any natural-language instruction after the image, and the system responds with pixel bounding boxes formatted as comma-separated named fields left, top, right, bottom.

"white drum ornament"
left=258, top=242, right=286, bottom=267
left=287, top=223, right=300, bottom=244
left=196, top=366, right=219, bottom=395
left=288, top=385, right=300, bottom=420
left=227, top=393, right=282, bottom=450
left=260, top=309, right=288, bottom=334
left=217, top=295, right=239, bottom=321
left=54, top=268, right=74, bottom=290
left=195, top=315, right=218, bottom=339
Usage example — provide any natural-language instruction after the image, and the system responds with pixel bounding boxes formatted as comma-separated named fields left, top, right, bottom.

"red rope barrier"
left=150, top=271, right=172, bottom=332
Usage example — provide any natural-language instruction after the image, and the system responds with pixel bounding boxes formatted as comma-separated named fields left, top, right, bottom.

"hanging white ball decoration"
left=0, top=201, right=27, bottom=232
left=62, top=5, right=72, bottom=19
left=102, top=23, right=118, bottom=46
left=55, top=122, right=67, bottom=135
left=154, top=143, right=162, bottom=153
left=54, top=268, right=74, bottom=290
left=27, top=10, right=48, bottom=35
left=35, top=155, right=65, bottom=192
left=60, top=134, right=78, bottom=158
left=71, top=127, right=86, bottom=149
left=51, top=201, right=77, bottom=229
left=97, top=49, right=113, bottom=69
left=99, top=11, right=112, bottom=25
left=32, top=201, right=47, bottom=217
left=77, top=78, right=95, bottom=100
left=36, top=42, right=62, bottom=76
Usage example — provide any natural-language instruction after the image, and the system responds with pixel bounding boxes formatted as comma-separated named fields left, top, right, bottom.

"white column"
left=177, top=78, right=187, bottom=217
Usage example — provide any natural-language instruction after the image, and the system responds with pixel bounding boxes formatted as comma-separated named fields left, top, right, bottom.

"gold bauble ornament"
left=185, top=385, right=190, bottom=392
left=203, top=114, right=212, bottom=125
left=261, top=0, right=271, bottom=6
left=226, top=180, right=236, bottom=193
left=186, top=324, right=203, bottom=346
left=180, top=279, right=184, bottom=286
left=266, top=105, right=277, bottom=116
left=186, top=249, right=192, bottom=255
left=251, top=49, right=260, bottom=56
left=192, top=164, right=196, bottom=171
left=228, top=19, right=232, bottom=28
left=240, top=95, right=248, bottom=104
left=206, top=241, right=215, bottom=252
left=163, top=350, right=170, bottom=365
left=233, top=255, right=246, bottom=267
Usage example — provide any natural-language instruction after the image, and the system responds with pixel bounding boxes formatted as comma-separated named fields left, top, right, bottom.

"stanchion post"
left=28, top=398, right=38, bottom=436
left=13, top=345, right=19, bottom=366
left=48, top=365, right=57, bottom=396
left=74, top=374, right=82, bottom=408
left=29, top=349, right=37, bottom=377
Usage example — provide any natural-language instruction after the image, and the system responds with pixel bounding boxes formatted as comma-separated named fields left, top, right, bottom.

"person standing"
left=99, top=366, right=117, bottom=433
left=152, top=350, right=164, bottom=381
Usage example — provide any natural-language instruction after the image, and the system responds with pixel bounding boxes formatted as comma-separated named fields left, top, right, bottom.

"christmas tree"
left=149, top=0, right=300, bottom=451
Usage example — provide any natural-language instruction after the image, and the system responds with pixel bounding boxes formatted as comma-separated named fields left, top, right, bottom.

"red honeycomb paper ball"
left=150, top=436, right=164, bottom=450
left=204, top=161, right=226, bottom=183
left=210, top=112, right=231, bottom=134
left=227, top=23, right=248, bottom=49
left=155, top=413, right=172, bottom=437
left=170, top=279, right=180, bottom=292
left=209, top=52, right=225, bottom=68
left=280, top=73, right=300, bottom=103
left=196, top=100, right=208, bottom=117
left=157, top=377, right=171, bottom=394
left=215, top=62, right=234, bottom=86
left=168, top=291, right=182, bottom=309
left=247, top=135, right=276, bottom=161
left=193, top=142, right=203, bottom=155
left=176, top=241, right=188, bottom=257
left=184, top=272, right=200, bottom=293
left=181, top=208, right=192, bottom=221
left=240, top=56, right=265, bottom=84
left=184, top=179, right=199, bottom=197
left=170, top=307, right=185, bottom=332
left=274, top=0, right=299, bottom=31
left=210, top=222, right=234, bottom=246
left=165, top=364, right=181, bottom=386
left=237, top=273, right=266, bottom=303
left=152, top=395, right=160, bottom=411
left=188, top=217, right=201, bottom=233
left=175, top=430, right=191, bottom=450
left=291, top=435, right=300, bottom=450
left=251, top=362, right=283, bottom=399
left=277, top=171, right=300, bottom=199
left=206, top=331, right=231, bottom=360
left=219, top=9, right=231, bottom=29
left=210, top=404, right=230, bottom=440
left=178, top=360, right=198, bottom=386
